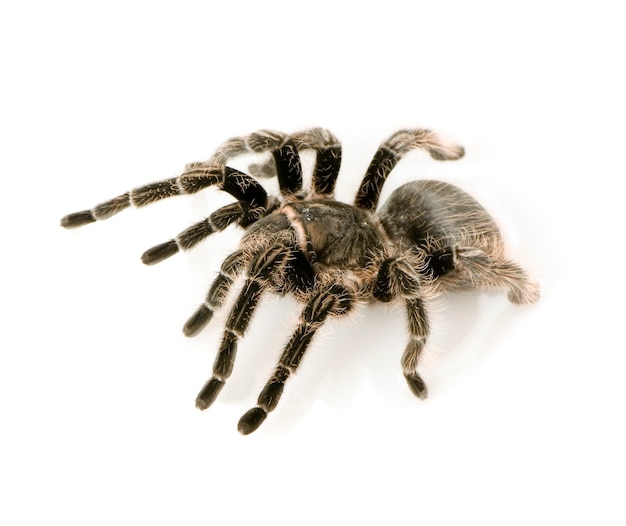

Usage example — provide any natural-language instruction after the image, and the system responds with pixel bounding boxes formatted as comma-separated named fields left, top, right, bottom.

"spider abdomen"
left=378, top=180, right=503, bottom=255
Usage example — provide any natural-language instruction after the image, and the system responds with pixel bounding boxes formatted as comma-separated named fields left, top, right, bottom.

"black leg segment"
left=312, top=145, right=342, bottom=196
left=354, top=148, right=400, bottom=212
left=273, top=140, right=303, bottom=199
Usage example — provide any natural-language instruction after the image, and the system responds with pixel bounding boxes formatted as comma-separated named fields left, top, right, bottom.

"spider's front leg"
left=237, top=283, right=354, bottom=435
left=60, top=165, right=223, bottom=228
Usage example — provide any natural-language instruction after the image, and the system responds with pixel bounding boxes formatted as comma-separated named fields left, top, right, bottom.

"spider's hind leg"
left=453, top=247, right=540, bottom=305
left=371, top=254, right=431, bottom=399
left=237, top=283, right=354, bottom=435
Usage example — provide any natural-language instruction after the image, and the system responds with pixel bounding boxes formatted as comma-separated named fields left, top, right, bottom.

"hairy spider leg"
left=354, top=128, right=465, bottom=212
left=272, top=139, right=304, bottom=200
left=183, top=249, right=247, bottom=337
left=60, top=165, right=223, bottom=228
left=237, top=283, right=354, bottom=435
left=451, top=247, right=541, bottom=305
left=373, top=255, right=424, bottom=303
left=369, top=255, right=431, bottom=398
left=141, top=168, right=270, bottom=265
left=195, top=245, right=291, bottom=410
left=402, top=298, right=430, bottom=399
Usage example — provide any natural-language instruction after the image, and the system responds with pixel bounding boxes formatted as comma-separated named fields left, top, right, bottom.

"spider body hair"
left=61, top=127, right=539, bottom=434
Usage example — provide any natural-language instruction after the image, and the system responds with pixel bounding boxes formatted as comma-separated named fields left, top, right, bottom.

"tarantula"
left=61, top=127, right=539, bottom=434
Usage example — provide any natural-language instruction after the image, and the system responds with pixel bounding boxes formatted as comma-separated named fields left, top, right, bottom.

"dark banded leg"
left=182, top=250, right=246, bottom=337
left=60, top=166, right=223, bottom=228
left=402, top=297, right=430, bottom=399
left=273, top=139, right=304, bottom=200
left=237, top=284, right=353, bottom=435
left=195, top=245, right=290, bottom=410
left=311, top=143, right=342, bottom=196
left=354, top=129, right=465, bottom=212
left=141, top=203, right=243, bottom=265
left=292, top=128, right=342, bottom=196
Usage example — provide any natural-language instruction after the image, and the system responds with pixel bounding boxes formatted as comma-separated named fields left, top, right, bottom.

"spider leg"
left=272, top=139, right=304, bottom=200
left=354, top=129, right=465, bottom=212
left=293, top=128, right=342, bottom=197
left=454, top=247, right=540, bottom=304
left=141, top=167, right=271, bottom=265
left=211, top=128, right=344, bottom=201
left=402, top=297, right=430, bottom=399
left=371, top=255, right=431, bottom=398
left=237, top=283, right=353, bottom=435
left=141, top=203, right=245, bottom=265
left=373, top=254, right=424, bottom=303
left=60, top=165, right=223, bottom=228
left=183, top=249, right=247, bottom=337
left=195, top=245, right=291, bottom=410
left=248, top=128, right=342, bottom=197
left=60, top=159, right=268, bottom=227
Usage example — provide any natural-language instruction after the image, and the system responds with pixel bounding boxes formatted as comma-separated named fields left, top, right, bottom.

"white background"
left=2, top=1, right=624, bottom=524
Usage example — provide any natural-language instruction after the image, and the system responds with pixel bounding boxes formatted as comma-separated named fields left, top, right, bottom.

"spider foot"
left=405, top=373, right=428, bottom=400
left=61, top=210, right=96, bottom=228
left=507, top=280, right=541, bottom=305
left=237, top=407, right=267, bottom=435
left=141, top=240, right=179, bottom=265
left=183, top=305, right=214, bottom=337
left=196, top=377, right=225, bottom=410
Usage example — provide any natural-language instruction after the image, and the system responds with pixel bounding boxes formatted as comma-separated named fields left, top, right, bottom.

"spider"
left=61, top=127, right=540, bottom=435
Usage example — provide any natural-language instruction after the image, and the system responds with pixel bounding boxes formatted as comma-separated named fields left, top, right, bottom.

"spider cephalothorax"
left=61, top=127, right=539, bottom=434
